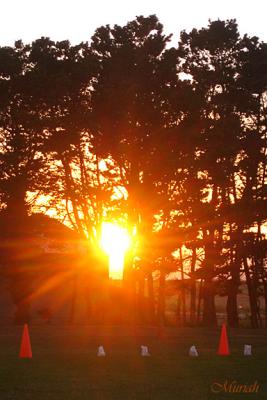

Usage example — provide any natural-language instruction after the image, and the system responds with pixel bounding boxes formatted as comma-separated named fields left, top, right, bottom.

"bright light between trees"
left=100, top=222, right=130, bottom=279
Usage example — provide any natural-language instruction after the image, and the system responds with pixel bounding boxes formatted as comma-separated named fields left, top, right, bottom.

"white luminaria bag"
left=141, top=345, right=151, bottom=357
left=97, top=345, right=106, bottom=357
left=244, top=344, right=252, bottom=356
left=189, top=345, right=199, bottom=357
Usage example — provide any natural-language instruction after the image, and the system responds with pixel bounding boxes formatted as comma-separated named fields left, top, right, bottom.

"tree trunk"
left=138, top=272, right=145, bottom=323
left=243, top=257, right=259, bottom=328
left=176, top=292, right=182, bottom=325
left=147, top=272, right=155, bottom=324
left=4, top=189, right=32, bottom=325
left=158, top=271, right=166, bottom=327
left=227, top=263, right=240, bottom=327
left=263, top=279, right=267, bottom=329
left=202, top=223, right=217, bottom=326
left=179, top=247, right=186, bottom=325
left=202, top=278, right=217, bottom=326
left=123, top=249, right=136, bottom=325
left=226, top=280, right=239, bottom=327
left=190, top=247, right=197, bottom=324
left=197, top=279, right=203, bottom=323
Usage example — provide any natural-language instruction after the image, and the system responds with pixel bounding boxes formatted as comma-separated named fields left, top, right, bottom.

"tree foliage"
left=0, top=16, right=266, bottom=327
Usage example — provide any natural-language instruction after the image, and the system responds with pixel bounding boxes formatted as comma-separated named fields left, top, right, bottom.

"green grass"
left=0, top=325, right=266, bottom=399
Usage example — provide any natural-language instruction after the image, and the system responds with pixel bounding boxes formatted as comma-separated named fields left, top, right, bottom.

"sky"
left=0, top=0, right=266, bottom=47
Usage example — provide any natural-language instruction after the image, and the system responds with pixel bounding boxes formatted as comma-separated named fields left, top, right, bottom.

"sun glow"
left=100, top=222, right=130, bottom=280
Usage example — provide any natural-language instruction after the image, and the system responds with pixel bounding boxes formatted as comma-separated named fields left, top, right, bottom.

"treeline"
left=0, top=16, right=266, bottom=327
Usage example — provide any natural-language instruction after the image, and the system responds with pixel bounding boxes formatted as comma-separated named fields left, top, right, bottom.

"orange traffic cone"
left=217, top=323, right=230, bottom=356
left=19, top=324, right=32, bottom=358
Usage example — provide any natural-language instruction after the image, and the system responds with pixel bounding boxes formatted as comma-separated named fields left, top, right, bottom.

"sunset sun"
left=100, top=222, right=130, bottom=279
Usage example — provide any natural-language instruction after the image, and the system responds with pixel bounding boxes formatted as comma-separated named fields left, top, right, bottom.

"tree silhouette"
left=0, top=16, right=266, bottom=327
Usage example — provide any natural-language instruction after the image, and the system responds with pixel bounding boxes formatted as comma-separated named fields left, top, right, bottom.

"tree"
left=178, top=19, right=267, bottom=326
left=90, top=15, right=182, bottom=321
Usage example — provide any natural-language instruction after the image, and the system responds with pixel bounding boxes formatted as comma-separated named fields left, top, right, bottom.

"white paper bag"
left=244, top=344, right=252, bottom=356
left=141, top=345, right=151, bottom=357
left=189, top=345, right=199, bottom=357
left=97, top=345, right=106, bottom=357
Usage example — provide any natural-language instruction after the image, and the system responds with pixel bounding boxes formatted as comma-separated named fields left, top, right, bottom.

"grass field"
left=0, top=325, right=266, bottom=400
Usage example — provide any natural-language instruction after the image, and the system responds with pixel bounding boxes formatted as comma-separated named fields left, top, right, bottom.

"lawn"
left=0, top=325, right=266, bottom=400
